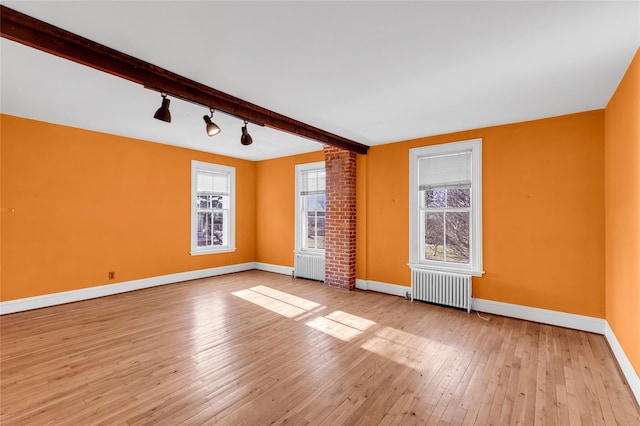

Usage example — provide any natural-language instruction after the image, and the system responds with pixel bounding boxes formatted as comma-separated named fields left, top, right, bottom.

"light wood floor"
left=1, top=270, right=638, bottom=425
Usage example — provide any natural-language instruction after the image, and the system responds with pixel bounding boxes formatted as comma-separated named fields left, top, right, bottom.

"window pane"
left=307, top=195, right=316, bottom=209
left=307, top=194, right=326, bottom=210
left=425, top=189, right=446, bottom=208
left=316, top=216, right=325, bottom=249
left=307, top=212, right=317, bottom=249
left=197, top=212, right=212, bottom=247
left=301, top=195, right=315, bottom=211
left=445, top=212, right=470, bottom=263
left=198, top=194, right=211, bottom=208
left=446, top=188, right=470, bottom=208
left=212, top=195, right=225, bottom=209
left=425, top=212, right=444, bottom=261
left=212, top=212, right=224, bottom=246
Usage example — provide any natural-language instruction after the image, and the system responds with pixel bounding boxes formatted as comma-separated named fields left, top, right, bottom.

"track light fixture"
left=153, top=92, right=171, bottom=123
left=240, top=120, right=253, bottom=146
left=203, top=108, right=221, bottom=136
left=147, top=87, right=259, bottom=144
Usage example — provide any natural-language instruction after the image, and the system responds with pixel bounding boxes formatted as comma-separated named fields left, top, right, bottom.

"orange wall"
left=256, top=111, right=606, bottom=318
left=360, top=111, right=606, bottom=318
left=3, top=110, right=608, bottom=322
left=255, top=151, right=324, bottom=267
left=1, top=115, right=256, bottom=301
left=605, top=48, right=640, bottom=376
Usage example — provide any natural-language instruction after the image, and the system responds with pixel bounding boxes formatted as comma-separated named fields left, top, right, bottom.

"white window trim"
left=408, top=139, right=483, bottom=276
left=295, top=161, right=326, bottom=257
left=191, top=160, right=236, bottom=255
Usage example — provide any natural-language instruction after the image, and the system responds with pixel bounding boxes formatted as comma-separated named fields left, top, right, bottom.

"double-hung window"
left=191, top=160, right=235, bottom=255
left=295, top=162, right=326, bottom=253
left=409, top=139, right=483, bottom=275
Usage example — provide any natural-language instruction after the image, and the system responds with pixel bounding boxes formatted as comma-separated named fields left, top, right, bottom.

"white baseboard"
left=605, top=322, right=640, bottom=406
left=471, top=298, right=606, bottom=334
left=255, top=262, right=293, bottom=276
left=354, top=279, right=605, bottom=334
left=0, top=262, right=256, bottom=315
left=355, top=279, right=410, bottom=298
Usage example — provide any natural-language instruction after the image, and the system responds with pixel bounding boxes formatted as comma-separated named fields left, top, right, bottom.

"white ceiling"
left=1, top=1, right=639, bottom=161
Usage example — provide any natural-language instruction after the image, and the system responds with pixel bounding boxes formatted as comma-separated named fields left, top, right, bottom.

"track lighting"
left=153, top=92, right=171, bottom=123
left=147, top=88, right=258, bottom=145
left=240, top=121, right=253, bottom=146
left=203, top=108, right=221, bottom=136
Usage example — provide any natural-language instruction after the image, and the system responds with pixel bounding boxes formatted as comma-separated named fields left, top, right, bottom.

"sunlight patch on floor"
left=305, top=316, right=361, bottom=341
left=250, top=285, right=323, bottom=311
left=232, top=286, right=326, bottom=319
left=325, top=310, right=377, bottom=331
left=228, top=286, right=446, bottom=370
left=232, top=289, right=307, bottom=318
left=360, top=326, right=432, bottom=370
left=305, top=310, right=377, bottom=342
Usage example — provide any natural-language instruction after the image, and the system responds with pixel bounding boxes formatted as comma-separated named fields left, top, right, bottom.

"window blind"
left=197, top=171, right=228, bottom=194
left=301, top=168, right=326, bottom=195
left=419, top=151, right=471, bottom=190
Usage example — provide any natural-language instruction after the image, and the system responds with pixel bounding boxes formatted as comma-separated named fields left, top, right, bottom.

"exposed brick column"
left=323, top=145, right=357, bottom=290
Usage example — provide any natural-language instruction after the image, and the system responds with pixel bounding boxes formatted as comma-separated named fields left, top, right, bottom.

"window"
left=409, top=139, right=482, bottom=275
left=191, top=160, right=235, bottom=255
left=295, top=162, right=326, bottom=253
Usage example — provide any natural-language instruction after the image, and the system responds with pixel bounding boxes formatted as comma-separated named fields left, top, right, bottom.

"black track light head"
left=240, top=121, right=253, bottom=146
left=153, top=92, right=171, bottom=123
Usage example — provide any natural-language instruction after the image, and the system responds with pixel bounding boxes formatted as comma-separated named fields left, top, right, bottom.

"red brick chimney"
left=323, top=145, right=357, bottom=290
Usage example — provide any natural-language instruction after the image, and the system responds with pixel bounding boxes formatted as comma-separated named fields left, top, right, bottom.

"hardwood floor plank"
left=1, top=270, right=638, bottom=425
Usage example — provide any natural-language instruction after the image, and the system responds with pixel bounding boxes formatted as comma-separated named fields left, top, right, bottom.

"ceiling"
left=1, top=1, right=639, bottom=161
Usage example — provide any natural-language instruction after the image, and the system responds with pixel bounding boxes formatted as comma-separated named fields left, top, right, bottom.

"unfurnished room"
left=1, top=1, right=639, bottom=425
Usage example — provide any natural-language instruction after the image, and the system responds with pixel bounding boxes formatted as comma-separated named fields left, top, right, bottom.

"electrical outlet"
left=108, top=271, right=115, bottom=280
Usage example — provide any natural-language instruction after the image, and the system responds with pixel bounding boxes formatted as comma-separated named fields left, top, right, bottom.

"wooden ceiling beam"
left=0, top=5, right=369, bottom=155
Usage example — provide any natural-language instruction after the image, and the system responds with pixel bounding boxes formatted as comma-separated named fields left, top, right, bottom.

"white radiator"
left=411, top=269, right=472, bottom=312
left=294, top=254, right=325, bottom=282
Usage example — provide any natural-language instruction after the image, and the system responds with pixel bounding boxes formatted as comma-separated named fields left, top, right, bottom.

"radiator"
left=411, top=269, right=472, bottom=312
left=294, top=254, right=325, bottom=282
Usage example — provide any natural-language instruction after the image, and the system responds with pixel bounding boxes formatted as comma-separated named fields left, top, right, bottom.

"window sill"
left=295, top=250, right=325, bottom=257
left=191, top=247, right=236, bottom=256
left=407, top=263, right=484, bottom=277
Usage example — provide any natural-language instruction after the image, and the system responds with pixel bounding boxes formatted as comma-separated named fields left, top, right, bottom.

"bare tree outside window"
left=424, top=187, right=470, bottom=264
left=425, top=212, right=444, bottom=260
